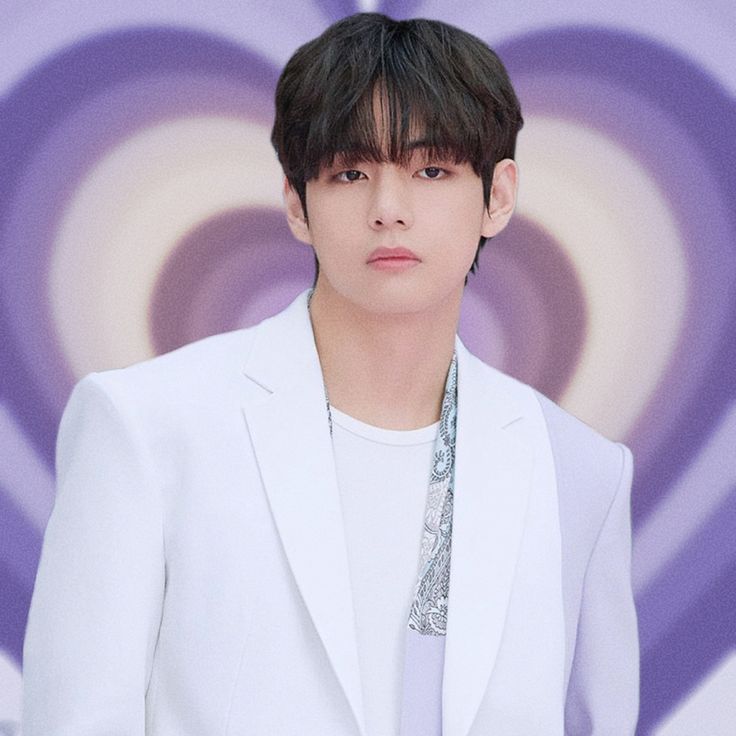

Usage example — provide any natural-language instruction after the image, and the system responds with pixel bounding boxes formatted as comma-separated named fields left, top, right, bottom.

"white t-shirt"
left=329, top=405, right=440, bottom=736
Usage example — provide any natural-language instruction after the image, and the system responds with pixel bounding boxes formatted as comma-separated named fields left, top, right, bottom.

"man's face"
left=284, top=146, right=517, bottom=316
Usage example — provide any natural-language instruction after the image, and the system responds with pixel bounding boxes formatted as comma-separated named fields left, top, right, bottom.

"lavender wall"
left=1, top=1, right=735, bottom=732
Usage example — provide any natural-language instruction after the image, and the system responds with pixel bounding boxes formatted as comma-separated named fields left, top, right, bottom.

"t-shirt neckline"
left=329, top=405, right=440, bottom=446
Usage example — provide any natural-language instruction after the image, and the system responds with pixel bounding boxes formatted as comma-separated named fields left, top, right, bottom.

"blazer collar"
left=241, top=288, right=534, bottom=736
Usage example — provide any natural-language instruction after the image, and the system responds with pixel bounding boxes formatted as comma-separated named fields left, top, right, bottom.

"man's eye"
left=335, top=170, right=365, bottom=182
left=419, top=166, right=447, bottom=179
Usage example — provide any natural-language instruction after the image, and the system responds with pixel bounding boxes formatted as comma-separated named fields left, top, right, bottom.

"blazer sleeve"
left=22, top=373, right=165, bottom=735
left=564, top=442, right=639, bottom=735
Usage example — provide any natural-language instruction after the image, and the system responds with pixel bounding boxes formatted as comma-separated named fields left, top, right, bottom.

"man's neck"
left=307, top=282, right=462, bottom=430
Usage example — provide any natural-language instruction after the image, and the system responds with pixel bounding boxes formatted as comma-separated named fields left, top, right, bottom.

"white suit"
left=22, top=288, right=639, bottom=734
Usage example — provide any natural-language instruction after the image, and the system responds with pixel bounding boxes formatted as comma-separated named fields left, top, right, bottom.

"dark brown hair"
left=271, top=12, right=524, bottom=285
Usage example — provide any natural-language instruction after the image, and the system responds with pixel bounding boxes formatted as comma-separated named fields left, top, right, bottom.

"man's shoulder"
left=533, top=389, right=623, bottom=458
left=465, top=349, right=625, bottom=463
left=530, top=386, right=631, bottom=508
left=466, top=345, right=628, bottom=489
left=463, top=349, right=631, bottom=536
left=76, top=323, right=261, bottom=411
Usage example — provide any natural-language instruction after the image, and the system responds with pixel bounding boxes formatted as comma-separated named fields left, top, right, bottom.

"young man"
left=22, top=12, right=639, bottom=736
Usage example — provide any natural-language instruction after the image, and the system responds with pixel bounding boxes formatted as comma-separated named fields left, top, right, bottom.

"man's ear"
left=481, top=159, right=518, bottom=238
left=283, top=177, right=312, bottom=245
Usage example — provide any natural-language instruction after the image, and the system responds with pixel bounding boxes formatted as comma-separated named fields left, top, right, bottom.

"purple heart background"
left=1, top=1, right=735, bottom=732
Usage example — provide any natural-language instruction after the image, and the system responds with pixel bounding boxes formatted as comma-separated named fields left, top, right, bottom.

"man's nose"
left=367, top=170, right=414, bottom=230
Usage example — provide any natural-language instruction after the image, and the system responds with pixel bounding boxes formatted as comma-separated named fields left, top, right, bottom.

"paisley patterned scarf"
left=308, top=289, right=457, bottom=735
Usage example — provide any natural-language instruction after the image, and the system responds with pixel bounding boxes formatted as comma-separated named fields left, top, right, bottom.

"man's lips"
left=367, top=246, right=420, bottom=263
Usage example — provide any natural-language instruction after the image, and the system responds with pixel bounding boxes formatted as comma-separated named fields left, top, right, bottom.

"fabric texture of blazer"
left=22, top=287, right=639, bottom=735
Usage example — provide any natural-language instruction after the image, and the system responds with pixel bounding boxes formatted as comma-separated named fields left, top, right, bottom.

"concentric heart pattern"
left=1, top=1, right=734, bottom=732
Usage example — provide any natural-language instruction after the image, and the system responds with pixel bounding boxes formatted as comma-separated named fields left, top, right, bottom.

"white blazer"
left=22, top=288, right=639, bottom=735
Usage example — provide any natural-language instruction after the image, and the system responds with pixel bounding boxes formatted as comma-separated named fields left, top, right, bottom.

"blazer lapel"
left=239, top=288, right=539, bottom=736
left=240, top=289, right=367, bottom=736
left=442, top=336, right=536, bottom=736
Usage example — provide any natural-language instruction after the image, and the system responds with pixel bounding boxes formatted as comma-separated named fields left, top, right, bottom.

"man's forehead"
left=330, top=139, right=443, bottom=164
